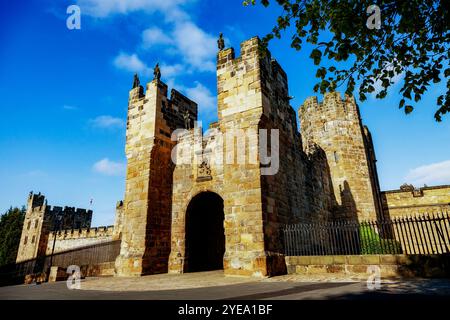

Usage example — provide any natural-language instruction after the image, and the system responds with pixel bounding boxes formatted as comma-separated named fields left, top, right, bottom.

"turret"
left=299, top=92, right=382, bottom=221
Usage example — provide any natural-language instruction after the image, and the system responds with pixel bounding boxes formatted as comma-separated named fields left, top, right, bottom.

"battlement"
left=217, top=36, right=260, bottom=66
left=45, top=226, right=115, bottom=255
left=27, top=191, right=46, bottom=210
left=18, top=192, right=95, bottom=262
left=300, top=92, right=359, bottom=120
left=49, top=225, right=114, bottom=240
left=217, top=36, right=296, bottom=137
left=127, top=78, right=198, bottom=137
left=45, top=206, right=92, bottom=216
left=217, top=36, right=288, bottom=92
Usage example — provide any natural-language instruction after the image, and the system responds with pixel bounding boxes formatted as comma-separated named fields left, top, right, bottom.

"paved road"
left=1, top=277, right=450, bottom=300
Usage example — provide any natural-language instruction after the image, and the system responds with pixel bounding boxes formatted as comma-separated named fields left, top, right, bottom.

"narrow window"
left=334, top=151, right=339, bottom=163
left=24, top=236, right=28, bottom=245
left=34, top=220, right=38, bottom=229
left=27, top=221, right=31, bottom=230
left=31, top=236, right=35, bottom=243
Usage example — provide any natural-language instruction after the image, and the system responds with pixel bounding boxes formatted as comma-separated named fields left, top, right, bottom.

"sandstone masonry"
left=16, top=36, right=450, bottom=278
left=115, top=37, right=391, bottom=277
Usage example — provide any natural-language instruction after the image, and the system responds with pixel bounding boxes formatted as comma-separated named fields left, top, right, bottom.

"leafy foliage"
left=0, top=207, right=25, bottom=266
left=244, top=0, right=450, bottom=121
left=360, top=225, right=402, bottom=254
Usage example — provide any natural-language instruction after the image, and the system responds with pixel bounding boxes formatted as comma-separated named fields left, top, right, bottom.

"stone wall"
left=45, top=226, right=114, bottom=255
left=285, top=255, right=450, bottom=278
left=382, top=185, right=450, bottom=218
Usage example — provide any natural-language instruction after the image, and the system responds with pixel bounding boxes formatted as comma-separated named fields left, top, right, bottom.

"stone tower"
left=216, top=37, right=284, bottom=276
left=16, top=192, right=93, bottom=263
left=114, top=76, right=197, bottom=276
left=16, top=192, right=47, bottom=262
left=299, top=93, right=382, bottom=221
left=215, top=37, right=328, bottom=275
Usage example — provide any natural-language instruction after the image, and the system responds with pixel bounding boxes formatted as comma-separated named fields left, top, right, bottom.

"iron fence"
left=0, top=240, right=121, bottom=286
left=283, top=213, right=450, bottom=256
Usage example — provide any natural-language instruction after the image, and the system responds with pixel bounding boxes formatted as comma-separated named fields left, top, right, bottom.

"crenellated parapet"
left=299, top=92, right=360, bottom=144
left=48, top=226, right=114, bottom=241
left=46, top=226, right=114, bottom=255
left=217, top=37, right=298, bottom=140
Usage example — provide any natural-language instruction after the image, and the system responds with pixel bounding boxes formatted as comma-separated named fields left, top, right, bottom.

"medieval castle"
left=16, top=37, right=450, bottom=277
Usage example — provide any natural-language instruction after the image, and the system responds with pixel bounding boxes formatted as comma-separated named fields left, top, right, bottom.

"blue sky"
left=1, top=0, right=449, bottom=226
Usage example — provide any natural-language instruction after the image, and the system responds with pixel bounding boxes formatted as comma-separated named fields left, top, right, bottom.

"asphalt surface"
left=1, top=277, right=450, bottom=300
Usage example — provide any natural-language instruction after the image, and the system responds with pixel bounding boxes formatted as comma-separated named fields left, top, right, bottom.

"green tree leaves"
left=310, top=49, right=322, bottom=65
left=0, top=207, right=25, bottom=266
left=246, top=0, right=450, bottom=121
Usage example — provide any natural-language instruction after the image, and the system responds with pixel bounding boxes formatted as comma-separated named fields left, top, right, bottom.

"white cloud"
left=76, top=0, right=189, bottom=18
left=113, top=52, right=184, bottom=79
left=404, top=160, right=450, bottom=186
left=171, top=21, right=216, bottom=72
left=185, top=82, right=216, bottom=114
left=142, top=27, right=173, bottom=47
left=140, top=22, right=217, bottom=72
left=160, top=63, right=184, bottom=78
left=81, top=0, right=217, bottom=74
left=113, top=52, right=152, bottom=76
left=93, top=158, right=125, bottom=176
left=89, top=115, right=125, bottom=129
left=163, top=79, right=216, bottom=116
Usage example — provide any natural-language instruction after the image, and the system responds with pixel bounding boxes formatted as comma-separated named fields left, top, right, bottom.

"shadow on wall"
left=338, top=181, right=359, bottom=223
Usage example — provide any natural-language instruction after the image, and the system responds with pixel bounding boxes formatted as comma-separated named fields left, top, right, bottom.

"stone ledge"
left=285, top=254, right=450, bottom=278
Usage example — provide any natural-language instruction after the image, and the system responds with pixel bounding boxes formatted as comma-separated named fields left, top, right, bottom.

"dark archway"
left=185, top=192, right=225, bottom=272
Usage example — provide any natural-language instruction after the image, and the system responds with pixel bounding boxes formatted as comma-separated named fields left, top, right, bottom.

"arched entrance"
left=185, top=192, right=225, bottom=272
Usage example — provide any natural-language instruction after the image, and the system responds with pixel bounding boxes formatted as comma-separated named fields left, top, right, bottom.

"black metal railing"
left=283, top=213, right=450, bottom=256
left=0, top=240, right=121, bottom=286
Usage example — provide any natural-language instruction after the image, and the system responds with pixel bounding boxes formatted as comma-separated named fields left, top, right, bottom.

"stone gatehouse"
left=113, top=36, right=386, bottom=277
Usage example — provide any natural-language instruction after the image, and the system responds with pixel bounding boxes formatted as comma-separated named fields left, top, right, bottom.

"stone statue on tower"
left=153, top=63, right=161, bottom=81
left=217, top=33, right=225, bottom=51
left=132, top=73, right=140, bottom=88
